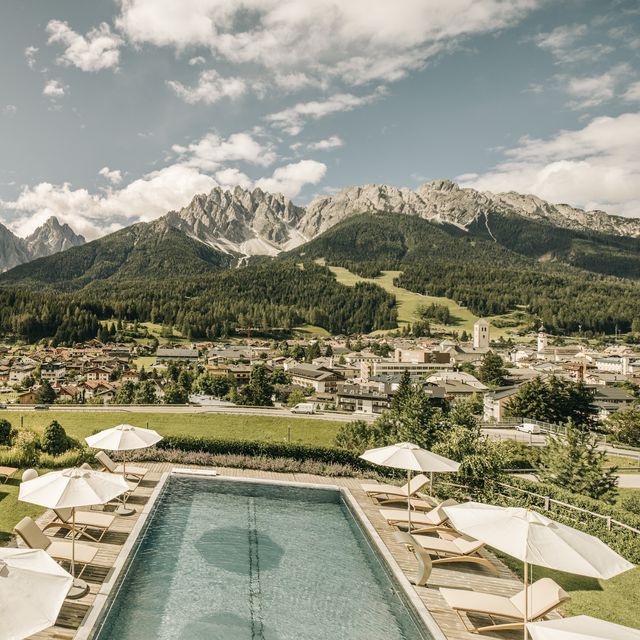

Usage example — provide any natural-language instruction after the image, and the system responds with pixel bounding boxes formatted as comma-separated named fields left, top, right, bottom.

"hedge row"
left=156, top=436, right=391, bottom=474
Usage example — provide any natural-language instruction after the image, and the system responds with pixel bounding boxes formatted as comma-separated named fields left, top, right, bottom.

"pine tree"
left=477, top=352, right=509, bottom=387
left=539, top=420, right=618, bottom=502
left=391, top=370, right=412, bottom=410
left=35, top=380, right=56, bottom=404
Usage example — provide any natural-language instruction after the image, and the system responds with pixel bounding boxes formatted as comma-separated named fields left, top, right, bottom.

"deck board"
left=20, top=463, right=558, bottom=640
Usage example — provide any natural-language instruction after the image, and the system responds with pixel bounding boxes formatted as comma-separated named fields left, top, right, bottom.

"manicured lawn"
left=607, top=453, right=640, bottom=473
left=3, top=411, right=343, bottom=446
left=498, top=553, right=640, bottom=629
left=0, top=475, right=45, bottom=545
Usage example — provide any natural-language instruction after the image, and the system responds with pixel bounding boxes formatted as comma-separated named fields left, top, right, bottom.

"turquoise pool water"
left=96, top=476, right=433, bottom=640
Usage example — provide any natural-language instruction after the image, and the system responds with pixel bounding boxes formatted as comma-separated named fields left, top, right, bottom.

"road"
left=1, top=404, right=374, bottom=422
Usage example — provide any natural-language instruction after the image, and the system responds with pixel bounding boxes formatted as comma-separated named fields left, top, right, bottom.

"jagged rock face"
left=0, top=223, right=30, bottom=272
left=156, top=181, right=640, bottom=257
left=25, top=216, right=85, bottom=259
left=164, top=186, right=307, bottom=256
left=0, top=217, right=86, bottom=272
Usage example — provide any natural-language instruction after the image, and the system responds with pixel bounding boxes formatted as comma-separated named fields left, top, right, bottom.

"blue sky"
left=0, top=0, right=638, bottom=239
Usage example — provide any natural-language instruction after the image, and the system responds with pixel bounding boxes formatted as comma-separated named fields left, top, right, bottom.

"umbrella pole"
left=67, top=507, right=89, bottom=600
left=430, top=471, right=434, bottom=497
left=407, top=469, right=412, bottom=531
left=523, top=560, right=529, bottom=640
left=115, top=449, right=135, bottom=516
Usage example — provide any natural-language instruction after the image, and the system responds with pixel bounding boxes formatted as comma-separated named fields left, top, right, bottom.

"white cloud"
left=307, top=135, right=343, bottom=151
left=43, top=80, right=66, bottom=98
left=266, top=90, right=383, bottom=135
left=624, top=81, right=640, bottom=103
left=2, top=128, right=326, bottom=237
left=172, top=131, right=276, bottom=170
left=534, top=24, right=613, bottom=65
left=116, top=0, right=540, bottom=87
left=46, top=20, right=123, bottom=72
left=534, top=24, right=586, bottom=61
left=564, top=65, right=629, bottom=109
left=167, top=69, right=247, bottom=104
left=255, top=159, right=326, bottom=198
left=188, top=55, right=206, bottom=65
left=99, top=166, right=123, bottom=185
left=24, top=46, right=39, bottom=69
left=458, top=112, right=640, bottom=217
left=2, top=105, right=17, bottom=116
left=3, top=165, right=217, bottom=240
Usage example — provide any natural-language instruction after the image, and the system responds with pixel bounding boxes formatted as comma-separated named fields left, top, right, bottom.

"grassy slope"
left=327, top=265, right=528, bottom=337
left=499, top=552, right=640, bottom=629
left=0, top=479, right=44, bottom=544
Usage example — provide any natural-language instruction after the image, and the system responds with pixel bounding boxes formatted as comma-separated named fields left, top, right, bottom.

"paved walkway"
left=22, top=465, right=550, bottom=640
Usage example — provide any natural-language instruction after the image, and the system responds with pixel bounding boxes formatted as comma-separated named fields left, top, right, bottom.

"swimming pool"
left=93, top=475, right=435, bottom=640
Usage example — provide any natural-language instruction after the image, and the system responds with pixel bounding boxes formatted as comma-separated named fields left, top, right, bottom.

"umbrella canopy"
left=442, top=502, right=634, bottom=579
left=19, top=468, right=129, bottom=509
left=19, top=468, right=129, bottom=599
left=0, top=548, right=73, bottom=640
left=443, top=502, right=634, bottom=640
left=85, top=424, right=162, bottom=451
left=360, top=442, right=460, bottom=526
left=360, top=442, right=460, bottom=473
left=527, top=615, right=640, bottom=640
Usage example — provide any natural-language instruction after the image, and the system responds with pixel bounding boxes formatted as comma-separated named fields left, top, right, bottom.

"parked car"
left=34, top=404, right=49, bottom=410
left=0, top=403, right=6, bottom=409
left=290, top=402, right=315, bottom=414
left=515, top=422, right=540, bottom=434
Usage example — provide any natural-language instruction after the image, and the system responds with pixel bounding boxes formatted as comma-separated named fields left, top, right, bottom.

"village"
left=1, top=319, right=637, bottom=426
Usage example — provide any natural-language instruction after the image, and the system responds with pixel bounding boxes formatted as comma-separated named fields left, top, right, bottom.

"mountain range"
left=1, top=181, right=640, bottom=339
left=0, top=216, right=85, bottom=272
left=157, top=180, right=640, bottom=258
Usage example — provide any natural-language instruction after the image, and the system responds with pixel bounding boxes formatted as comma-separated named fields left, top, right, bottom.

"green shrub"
left=0, top=419, right=12, bottom=446
left=41, top=420, right=71, bottom=455
left=12, top=429, right=40, bottom=466
left=0, top=446, right=32, bottom=467
left=39, top=448, right=94, bottom=469
left=621, top=492, right=640, bottom=517
left=155, top=435, right=390, bottom=475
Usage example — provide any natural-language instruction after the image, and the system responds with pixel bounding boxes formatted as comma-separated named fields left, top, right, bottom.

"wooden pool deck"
left=22, top=464, right=553, bottom=640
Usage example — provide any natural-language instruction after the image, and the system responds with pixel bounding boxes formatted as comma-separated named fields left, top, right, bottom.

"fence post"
left=606, top=516, right=612, bottom=531
left=544, top=496, right=550, bottom=511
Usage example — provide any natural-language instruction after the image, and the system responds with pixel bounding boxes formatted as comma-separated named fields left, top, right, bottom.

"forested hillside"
left=285, top=213, right=640, bottom=334
left=0, top=261, right=396, bottom=343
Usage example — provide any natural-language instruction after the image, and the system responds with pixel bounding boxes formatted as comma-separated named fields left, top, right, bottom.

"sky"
left=0, top=0, right=639, bottom=240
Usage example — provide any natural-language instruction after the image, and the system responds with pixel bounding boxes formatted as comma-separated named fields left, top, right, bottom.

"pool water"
left=96, top=476, right=432, bottom=640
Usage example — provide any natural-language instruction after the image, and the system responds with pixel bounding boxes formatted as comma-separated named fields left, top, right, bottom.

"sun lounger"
left=361, top=474, right=431, bottom=504
left=43, top=507, right=116, bottom=542
left=14, top=517, right=99, bottom=577
left=395, top=531, right=434, bottom=586
left=95, top=451, right=149, bottom=481
left=412, top=531, right=499, bottom=575
left=440, top=577, right=569, bottom=633
left=380, top=499, right=458, bottom=533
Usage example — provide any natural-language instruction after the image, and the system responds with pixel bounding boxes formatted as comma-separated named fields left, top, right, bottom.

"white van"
left=291, top=402, right=315, bottom=414
left=515, top=422, right=541, bottom=434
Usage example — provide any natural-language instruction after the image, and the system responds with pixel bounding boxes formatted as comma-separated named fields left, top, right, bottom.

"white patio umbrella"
left=0, top=548, right=73, bottom=640
left=527, top=615, right=640, bottom=640
left=19, top=468, right=129, bottom=599
left=443, top=502, right=634, bottom=640
left=360, top=442, right=460, bottom=528
left=85, top=424, right=162, bottom=515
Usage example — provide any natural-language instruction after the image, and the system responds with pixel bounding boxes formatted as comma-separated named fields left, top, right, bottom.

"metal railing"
left=496, top=481, right=640, bottom=535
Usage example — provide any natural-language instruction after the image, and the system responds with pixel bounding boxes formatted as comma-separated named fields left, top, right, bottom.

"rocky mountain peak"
left=25, top=216, right=86, bottom=259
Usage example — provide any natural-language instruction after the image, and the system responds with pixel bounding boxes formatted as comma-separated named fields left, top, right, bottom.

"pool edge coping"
left=74, top=470, right=171, bottom=640
left=76, top=468, right=447, bottom=640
